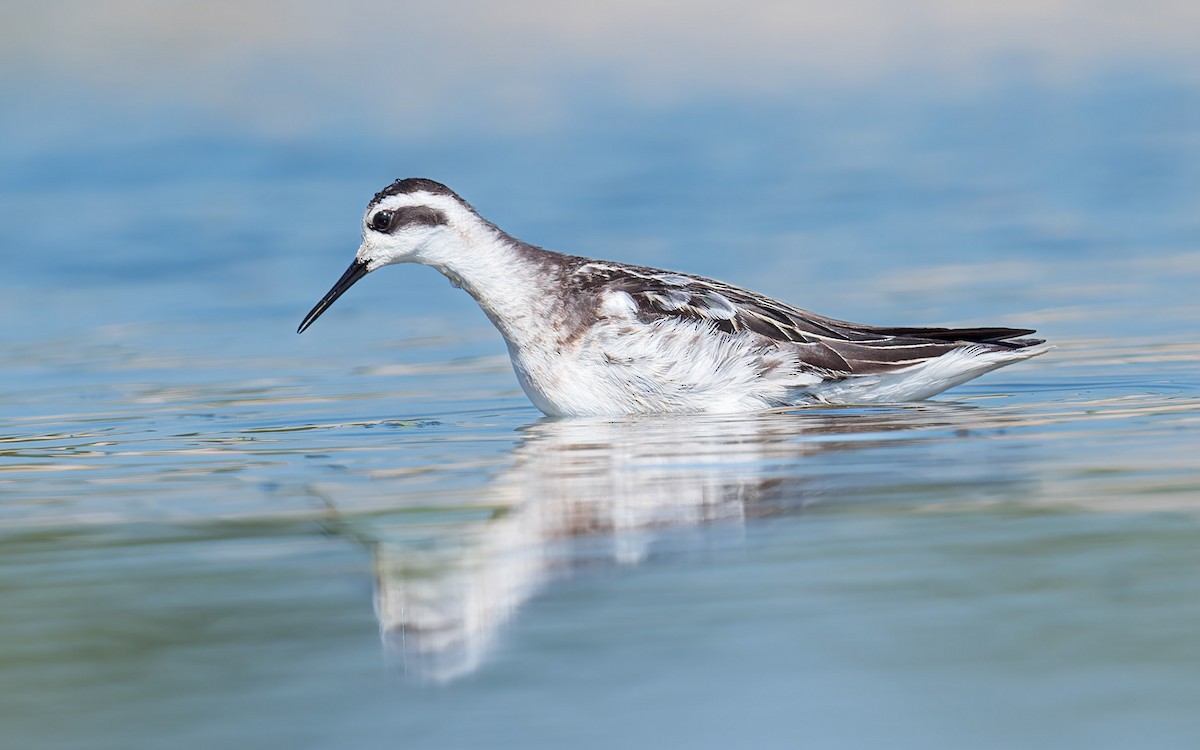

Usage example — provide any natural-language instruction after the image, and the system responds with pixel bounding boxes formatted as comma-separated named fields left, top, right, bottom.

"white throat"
left=405, top=203, right=566, bottom=351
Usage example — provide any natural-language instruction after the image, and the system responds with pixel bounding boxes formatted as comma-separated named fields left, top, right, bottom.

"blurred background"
left=2, top=2, right=1200, bottom=748
left=4, top=0, right=1198, bottom=349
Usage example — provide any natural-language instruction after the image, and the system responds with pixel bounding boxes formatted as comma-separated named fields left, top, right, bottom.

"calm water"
left=4, top=10, right=1200, bottom=747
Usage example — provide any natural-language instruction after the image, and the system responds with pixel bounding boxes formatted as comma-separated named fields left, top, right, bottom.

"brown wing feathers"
left=579, top=263, right=1042, bottom=374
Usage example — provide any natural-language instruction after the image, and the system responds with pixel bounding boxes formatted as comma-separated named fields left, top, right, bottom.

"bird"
left=298, top=178, right=1049, bottom=417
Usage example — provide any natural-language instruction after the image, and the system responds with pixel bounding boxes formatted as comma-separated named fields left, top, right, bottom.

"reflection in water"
left=362, top=407, right=987, bottom=682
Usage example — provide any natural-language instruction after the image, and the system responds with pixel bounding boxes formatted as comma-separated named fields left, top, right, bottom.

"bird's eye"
left=369, top=210, right=394, bottom=232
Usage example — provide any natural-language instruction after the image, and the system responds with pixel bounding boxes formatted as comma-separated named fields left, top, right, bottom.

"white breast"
left=504, top=290, right=821, bottom=417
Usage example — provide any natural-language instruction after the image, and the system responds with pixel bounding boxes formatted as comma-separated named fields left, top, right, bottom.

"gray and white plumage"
left=299, top=178, right=1049, bottom=417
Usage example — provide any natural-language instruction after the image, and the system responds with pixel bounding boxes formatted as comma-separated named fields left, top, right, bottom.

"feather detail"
left=572, top=261, right=1044, bottom=377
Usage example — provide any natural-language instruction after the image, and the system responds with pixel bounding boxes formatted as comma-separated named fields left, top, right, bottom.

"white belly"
left=503, top=318, right=821, bottom=417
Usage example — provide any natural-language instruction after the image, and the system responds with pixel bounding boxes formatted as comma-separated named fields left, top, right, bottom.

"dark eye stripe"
left=393, top=206, right=447, bottom=228
left=370, top=206, right=448, bottom=233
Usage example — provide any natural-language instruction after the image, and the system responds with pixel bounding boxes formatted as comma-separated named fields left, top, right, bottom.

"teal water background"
left=3, top=3, right=1200, bottom=747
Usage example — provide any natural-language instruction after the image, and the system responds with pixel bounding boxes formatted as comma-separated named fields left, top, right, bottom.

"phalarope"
left=298, top=178, right=1048, bottom=417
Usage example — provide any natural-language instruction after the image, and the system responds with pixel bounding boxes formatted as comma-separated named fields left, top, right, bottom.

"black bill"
left=297, top=259, right=369, bottom=333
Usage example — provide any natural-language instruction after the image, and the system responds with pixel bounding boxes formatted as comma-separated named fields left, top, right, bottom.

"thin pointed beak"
left=297, top=259, right=369, bottom=333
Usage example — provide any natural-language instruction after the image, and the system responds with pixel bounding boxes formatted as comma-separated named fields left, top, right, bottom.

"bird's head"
left=298, top=178, right=482, bottom=333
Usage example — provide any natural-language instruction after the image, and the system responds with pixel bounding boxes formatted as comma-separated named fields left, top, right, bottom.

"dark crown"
left=370, top=178, right=463, bottom=208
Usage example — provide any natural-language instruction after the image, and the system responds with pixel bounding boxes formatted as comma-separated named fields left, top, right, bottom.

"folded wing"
left=579, top=262, right=1044, bottom=375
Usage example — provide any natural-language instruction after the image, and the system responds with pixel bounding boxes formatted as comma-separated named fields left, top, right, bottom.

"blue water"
left=4, top=10, right=1200, bottom=748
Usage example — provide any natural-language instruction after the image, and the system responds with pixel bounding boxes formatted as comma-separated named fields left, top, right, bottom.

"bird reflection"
left=361, top=406, right=959, bottom=682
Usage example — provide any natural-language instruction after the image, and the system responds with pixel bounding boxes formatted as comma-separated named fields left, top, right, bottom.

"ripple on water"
left=2, top=336, right=1198, bottom=686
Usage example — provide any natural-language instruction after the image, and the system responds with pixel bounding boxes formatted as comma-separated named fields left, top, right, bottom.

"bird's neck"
left=421, top=222, right=571, bottom=349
